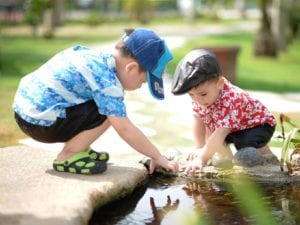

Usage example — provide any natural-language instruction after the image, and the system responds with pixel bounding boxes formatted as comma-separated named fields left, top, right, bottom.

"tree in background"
left=288, top=0, right=300, bottom=39
left=254, top=0, right=277, bottom=57
left=24, top=0, right=51, bottom=37
left=24, top=0, right=64, bottom=38
left=123, top=0, right=155, bottom=24
left=254, top=0, right=300, bottom=57
left=272, top=0, right=288, bottom=51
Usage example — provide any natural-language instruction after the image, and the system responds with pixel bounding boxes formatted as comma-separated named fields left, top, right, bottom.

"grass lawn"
left=0, top=24, right=299, bottom=148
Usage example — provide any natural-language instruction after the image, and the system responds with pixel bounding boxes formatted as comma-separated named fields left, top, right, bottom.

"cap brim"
left=171, top=66, right=206, bottom=95
left=171, top=58, right=203, bottom=95
left=147, top=72, right=164, bottom=100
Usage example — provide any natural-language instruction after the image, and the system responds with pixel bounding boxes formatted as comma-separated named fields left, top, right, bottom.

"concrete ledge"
left=0, top=146, right=148, bottom=225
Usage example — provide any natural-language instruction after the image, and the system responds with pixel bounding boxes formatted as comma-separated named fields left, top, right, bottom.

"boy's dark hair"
left=115, top=28, right=145, bottom=71
left=115, top=29, right=134, bottom=57
left=171, top=49, right=221, bottom=95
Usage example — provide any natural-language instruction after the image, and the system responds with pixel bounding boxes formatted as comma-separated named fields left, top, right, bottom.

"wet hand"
left=187, top=148, right=202, bottom=161
left=149, top=156, right=179, bottom=174
left=184, top=157, right=204, bottom=175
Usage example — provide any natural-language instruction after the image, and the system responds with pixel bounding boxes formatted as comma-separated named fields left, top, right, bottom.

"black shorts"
left=15, top=100, right=107, bottom=143
left=225, top=123, right=275, bottom=150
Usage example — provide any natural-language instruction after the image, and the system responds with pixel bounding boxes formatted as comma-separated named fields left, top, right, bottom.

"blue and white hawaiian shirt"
left=13, top=45, right=126, bottom=126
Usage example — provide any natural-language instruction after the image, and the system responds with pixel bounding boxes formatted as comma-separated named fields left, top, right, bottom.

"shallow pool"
left=89, top=175, right=300, bottom=225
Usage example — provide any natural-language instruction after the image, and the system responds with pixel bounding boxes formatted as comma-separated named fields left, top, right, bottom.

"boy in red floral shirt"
left=171, top=49, right=277, bottom=175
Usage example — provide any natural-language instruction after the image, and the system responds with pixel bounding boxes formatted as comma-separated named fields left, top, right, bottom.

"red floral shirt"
left=193, top=79, right=276, bottom=132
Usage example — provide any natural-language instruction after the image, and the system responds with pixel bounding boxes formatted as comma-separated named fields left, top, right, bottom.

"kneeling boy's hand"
left=184, top=157, right=204, bottom=175
left=187, top=148, right=202, bottom=161
left=149, top=156, right=179, bottom=174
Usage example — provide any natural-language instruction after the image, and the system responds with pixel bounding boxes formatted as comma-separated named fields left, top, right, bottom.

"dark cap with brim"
left=171, top=49, right=221, bottom=95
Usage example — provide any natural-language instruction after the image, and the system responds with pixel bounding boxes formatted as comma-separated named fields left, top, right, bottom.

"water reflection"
left=182, top=181, right=248, bottom=225
left=146, top=196, right=180, bottom=225
left=89, top=176, right=300, bottom=225
left=89, top=184, right=148, bottom=225
left=262, top=184, right=299, bottom=225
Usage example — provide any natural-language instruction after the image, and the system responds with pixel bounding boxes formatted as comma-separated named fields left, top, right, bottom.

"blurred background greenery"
left=0, top=0, right=299, bottom=147
left=1, top=1, right=300, bottom=225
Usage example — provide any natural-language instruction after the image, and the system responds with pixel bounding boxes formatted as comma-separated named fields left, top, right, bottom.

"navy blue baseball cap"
left=122, top=28, right=173, bottom=100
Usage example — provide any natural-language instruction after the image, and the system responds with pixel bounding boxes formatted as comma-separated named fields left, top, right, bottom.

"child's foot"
left=53, top=151, right=107, bottom=175
left=87, top=149, right=109, bottom=162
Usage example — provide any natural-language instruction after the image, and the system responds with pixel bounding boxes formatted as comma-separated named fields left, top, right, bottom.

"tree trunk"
left=43, top=9, right=54, bottom=38
left=52, top=0, right=64, bottom=27
left=42, top=0, right=64, bottom=38
left=254, top=0, right=278, bottom=57
left=272, top=0, right=288, bottom=51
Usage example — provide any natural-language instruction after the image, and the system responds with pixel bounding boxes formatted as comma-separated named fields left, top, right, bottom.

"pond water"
left=89, top=175, right=300, bottom=225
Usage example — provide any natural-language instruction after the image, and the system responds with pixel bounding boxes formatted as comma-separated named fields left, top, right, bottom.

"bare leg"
left=56, top=120, right=110, bottom=160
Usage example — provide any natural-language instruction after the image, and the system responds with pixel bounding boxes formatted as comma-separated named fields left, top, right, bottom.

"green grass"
left=0, top=76, right=24, bottom=146
left=0, top=33, right=119, bottom=77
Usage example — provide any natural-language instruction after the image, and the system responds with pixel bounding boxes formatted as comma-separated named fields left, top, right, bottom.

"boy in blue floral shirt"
left=13, top=28, right=178, bottom=175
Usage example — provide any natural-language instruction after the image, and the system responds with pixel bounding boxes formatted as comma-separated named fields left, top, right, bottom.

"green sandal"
left=88, top=149, right=109, bottom=162
left=53, top=151, right=107, bottom=175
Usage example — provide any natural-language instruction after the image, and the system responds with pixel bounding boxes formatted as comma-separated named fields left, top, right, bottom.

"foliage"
left=227, top=174, right=279, bottom=225
left=84, top=12, right=105, bottom=26
left=123, top=0, right=156, bottom=24
left=24, top=0, right=53, bottom=26
left=279, top=114, right=300, bottom=174
left=289, top=6, right=300, bottom=38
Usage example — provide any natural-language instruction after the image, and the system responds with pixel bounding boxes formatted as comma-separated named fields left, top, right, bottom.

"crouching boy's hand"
left=149, top=156, right=179, bottom=174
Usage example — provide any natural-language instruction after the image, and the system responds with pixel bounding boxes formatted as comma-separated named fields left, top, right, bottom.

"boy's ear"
left=125, top=61, right=139, bottom=73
